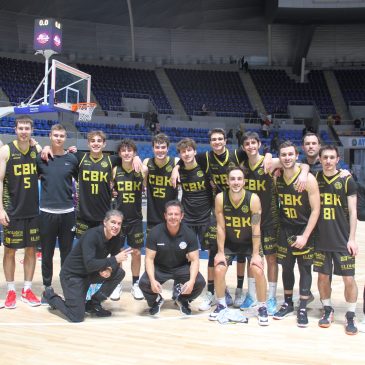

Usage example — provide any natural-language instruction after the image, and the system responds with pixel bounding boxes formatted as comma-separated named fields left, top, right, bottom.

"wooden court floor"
left=0, top=222, right=365, bottom=365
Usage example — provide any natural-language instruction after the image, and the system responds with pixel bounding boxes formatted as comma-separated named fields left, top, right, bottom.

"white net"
left=76, top=103, right=96, bottom=121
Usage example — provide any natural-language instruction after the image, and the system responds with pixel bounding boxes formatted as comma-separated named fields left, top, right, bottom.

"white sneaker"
left=359, top=318, right=365, bottom=333
left=110, top=283, right=122, bottom=301
left=199, top=291, right=216, bottom=311
left=131, top=282, right=144, bottom=300
left=233, top=288, right=245, bottom=308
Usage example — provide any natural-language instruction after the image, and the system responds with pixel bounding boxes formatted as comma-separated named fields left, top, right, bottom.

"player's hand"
left=214, top=252, right=227, bottom=267
left=0, top=209, right=10, bottom=226
left=339, top=169, right=351, bottom=178
left=292, top=235, right=307, bottom=250
left=250, top=254, right=264, bottom=271
left=181, top=280, right=194, bottom=295
left=67, top=146, right=77, bottom=153
left=295, top=170, right=308, bottom=192
left=170, top=165, right=180, bottom=188
left=115, top=247, right=133, bottom=263
left=132, top=156, right=143, bottom=173
left=151, top=279, right=162, bottom=294
left=29, top=138, right=39, bottom=147
left=273, top=168, right=282, bottom=178
left=263, top=153, right=273, bottom=174
left=99, top=267, right=112, bottom=278
left=41, top=145, right=53, bottom=161
left=347, top=240, right=358, bottom=256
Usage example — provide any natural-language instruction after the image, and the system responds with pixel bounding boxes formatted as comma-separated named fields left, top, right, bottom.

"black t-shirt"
left=146, top=222, right=199, bottom=271
left=61, top=225, right=120, bottom=277
left=37, top=152, right=79, bottom=210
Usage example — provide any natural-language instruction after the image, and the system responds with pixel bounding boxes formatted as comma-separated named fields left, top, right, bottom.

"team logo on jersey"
left=334, top=182, right=342, bottom=190
left=179, top=241, right=187, bottom=250
left=197, top=171, right=204, bottom=177
left=241, top=205, right=249, bottom=213
left=258, top=168, right=264, bottom=175
left=166, top=165, right=173, bottom=173
left=101, top=161, right=108, bottom=168
left=228, top=162, right=236, bottom=168
left=30, top=151, right=37, bottom=159
left=134, top=172, right=141, bottom=178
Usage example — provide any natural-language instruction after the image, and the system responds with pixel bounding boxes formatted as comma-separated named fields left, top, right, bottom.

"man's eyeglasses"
left=210, top=137, right=225, bottom=142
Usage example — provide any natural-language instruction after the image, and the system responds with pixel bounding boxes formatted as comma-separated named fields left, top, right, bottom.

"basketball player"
left=314, top=145, right=359, bottom=335
left=143, top=133, right=178, bottom=232
left=36, top=124, right=78, bottom=304
left=209, top=166, right=269, bottom=326
left=111, top=139, right=147, bottom=300
left=273, top=141, right=320, bottom=328
left=0, top=115, right=42, bottom=308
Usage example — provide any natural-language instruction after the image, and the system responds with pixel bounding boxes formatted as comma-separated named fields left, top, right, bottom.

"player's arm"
left=183, top=249, right=200, bottom=294
left=142, top=158, right=149, bottom=186
left=0, top=145, right=10, bottom=226
left=250, top=194, right=264, bottom=270
left=132, top=155, right=143, bottom=173
left=295, top=163, right=310, bottom=192
left=347, top=194, right=358, bottom=256
left=294, top=174, right=320, bottom=249
left=214, top=192, right=227, bottom=266
left=145, top=248, right=162, bottom=294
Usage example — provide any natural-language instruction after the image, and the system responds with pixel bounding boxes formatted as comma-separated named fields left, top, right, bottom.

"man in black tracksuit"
left=45, top=210, right=131, bottom=322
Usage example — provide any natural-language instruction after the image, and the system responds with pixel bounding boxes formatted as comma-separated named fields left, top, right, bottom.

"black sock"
left=299, top=298, right=308, bottom=310
left=284, top=294, right=293, bottom=306
left=237, top=276, right=244, bottom=289
left=132, top=276, right=139, bottom=285
left=207, top=280, right=214, bottom=294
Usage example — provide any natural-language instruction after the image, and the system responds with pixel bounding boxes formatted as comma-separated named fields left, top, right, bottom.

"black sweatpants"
left=40, top=211, right=76, bottom=287
left=139, top=264, right=206, bottom=307
left=48, top=267, right=125, bottom=323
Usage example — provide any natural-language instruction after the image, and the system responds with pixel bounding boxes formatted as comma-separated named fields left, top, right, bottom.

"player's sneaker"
left=345, top=311, right=358, bottom=335
left=85, top=300, right=111, bottom=317
left=110, top=283, right=123, bottom=301
left=240, top=293, right=257, bottom=310
left=225, top=288, right=233, bottom=307
left=258, top=306, right=269, bottom=326
left=36, top=252, right=42, bottom=261
left=233, top=288, right=245, bottom=308
left=318, top=306, right=334, bottom=328
left=131, top=282, right=144, bottom=300
left=297, top=309, right=309, bottom=328
left=5, top=290, right=16, bottom=309
left=149, top=295, right=164, bottom=316
left=266, top=297, right=277, bottom=316
left=358, top=318, right=365, bottom=333
left=21, top=289, right=41, bottom=307
left=198, top=291, right=216, bottom=311
left=176, top=297, right=192, bottom=315
left=273, top=303, right=294, bottom=319
left=209, top=304, right=227, bottom=321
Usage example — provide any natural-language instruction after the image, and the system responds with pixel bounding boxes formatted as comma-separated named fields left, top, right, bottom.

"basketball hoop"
left=71, top=102, right=97, bottom=121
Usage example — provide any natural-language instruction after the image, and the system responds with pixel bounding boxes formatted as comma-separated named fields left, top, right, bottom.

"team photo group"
left=0, top=115, right=364, bottom=335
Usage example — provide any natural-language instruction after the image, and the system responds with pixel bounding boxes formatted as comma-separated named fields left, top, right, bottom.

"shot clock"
left=33, top=18, right=62, bottom=53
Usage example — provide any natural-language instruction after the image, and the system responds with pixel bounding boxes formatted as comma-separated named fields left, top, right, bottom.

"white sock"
left=347, top=302, right=357, bottom=313
left=248, top=278, right=256, bottom=299
left=7, top=282, right=15, bottom=292
left=268, top=282, right=277, bottom=299
left=23, top=281, right=32, bottom=291
left=217, top=297, right=227, bottom=307
left=322, top=298, right=332, bottom=307
left=257, top=301, right=266, bottom=308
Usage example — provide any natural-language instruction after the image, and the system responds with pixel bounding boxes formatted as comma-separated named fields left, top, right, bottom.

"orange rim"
left=71, top=102, right=97, bottom=112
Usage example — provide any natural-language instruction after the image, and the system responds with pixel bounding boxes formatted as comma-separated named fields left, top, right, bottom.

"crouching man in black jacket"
left=45, top=210, right=131, bottom=322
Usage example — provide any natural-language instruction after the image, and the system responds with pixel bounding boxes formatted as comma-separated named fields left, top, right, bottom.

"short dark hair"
left=226, top=165, right=245, bottom=178
left=302, top=132, right=321, bottom=145
left=208, top=128, right=226, bottom=140
left=117, top=138, right=137, bottom=153
left=15, top=115, right=33, bottom=128
left=279, top=140, right=298, bottom=155
left=164, top=199, right=184, bottom=213
left=319, top=144, right=339, bottom=158
left=241, top=131, right=261, bottom=144
left=152, top=133, right=170, bottom=147
left=176, top=138, right=197, bottom=152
